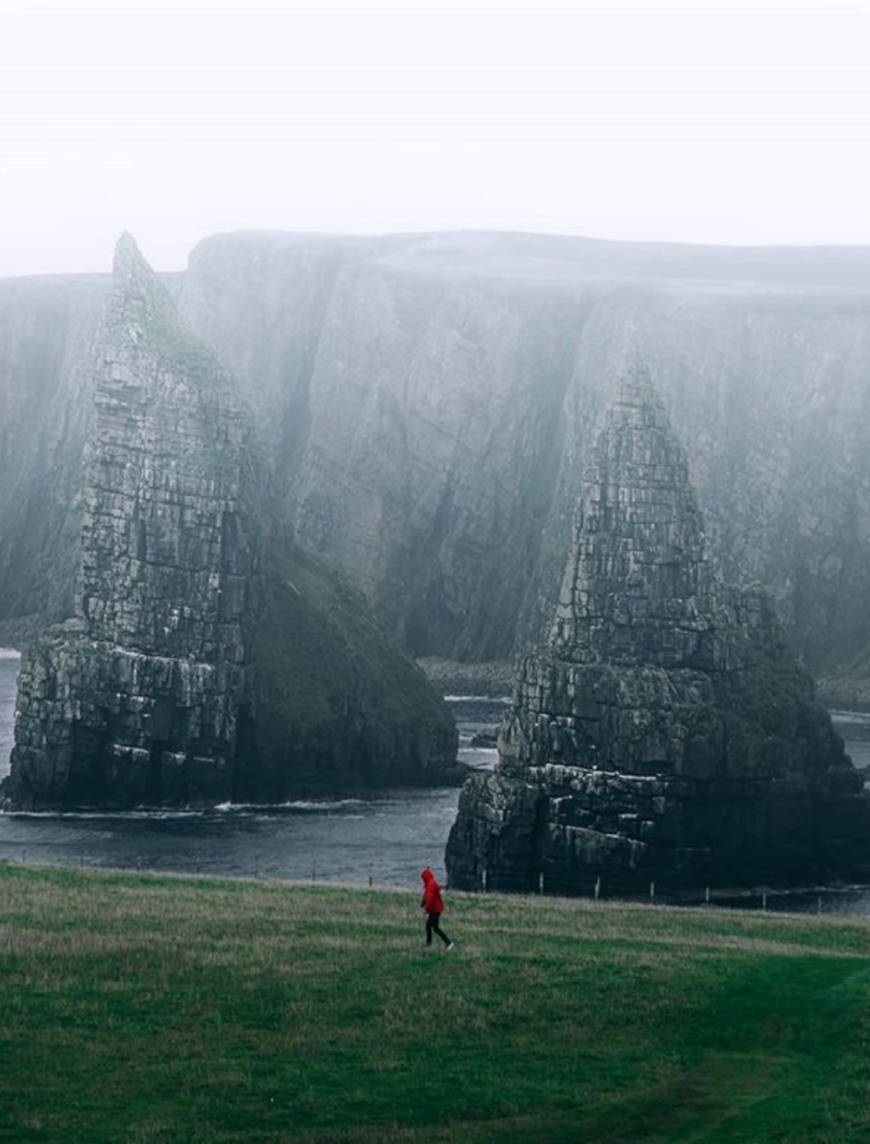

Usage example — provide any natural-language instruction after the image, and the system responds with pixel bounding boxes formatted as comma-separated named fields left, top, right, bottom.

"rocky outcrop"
left=5, top=236, right=458, bottom=809
left=445, top=370, right=870, bottom=891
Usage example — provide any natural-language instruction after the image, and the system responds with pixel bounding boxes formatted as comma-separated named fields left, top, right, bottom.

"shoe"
left=445, top=942, right=454, bottom=951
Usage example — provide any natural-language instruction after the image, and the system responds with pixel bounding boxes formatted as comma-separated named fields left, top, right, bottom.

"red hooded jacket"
left=421, top=867, right=444, bottom=914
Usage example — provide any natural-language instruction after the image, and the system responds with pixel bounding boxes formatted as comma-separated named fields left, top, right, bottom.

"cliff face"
left=0, top=274, right=107, bottom=638
left=4, top=231, right=870, bottom=681
left=179, top=234, right=588, bottom=660
left=6, top=237, right=457, bottom=809
left=178, top=233, right=870, bottom=676
left=445, top=371, right=870, bottom=891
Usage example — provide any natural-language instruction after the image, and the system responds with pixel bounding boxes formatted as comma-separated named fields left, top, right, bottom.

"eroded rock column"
left=447, top=368, right=870, bottom=891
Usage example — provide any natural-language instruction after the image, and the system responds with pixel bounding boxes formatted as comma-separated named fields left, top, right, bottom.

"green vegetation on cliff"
left=3, top=864, right=870, bottom=1142
left=248, top=536, right=461, bottom=793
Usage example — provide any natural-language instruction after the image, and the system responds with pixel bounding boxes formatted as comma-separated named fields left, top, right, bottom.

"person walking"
left=421, top=866, right=454, bottom=951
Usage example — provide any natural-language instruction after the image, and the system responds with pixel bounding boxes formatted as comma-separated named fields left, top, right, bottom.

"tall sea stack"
left=6, top=235, right=457, bottom=809
left=446, top=367, right=870, bottom=891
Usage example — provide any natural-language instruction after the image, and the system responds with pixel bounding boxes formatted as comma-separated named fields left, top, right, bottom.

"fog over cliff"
left=2, top=230, right=870, bottom=688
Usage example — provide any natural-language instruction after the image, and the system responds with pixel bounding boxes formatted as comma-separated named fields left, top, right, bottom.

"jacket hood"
left=421, top=867, right=434, bottom=884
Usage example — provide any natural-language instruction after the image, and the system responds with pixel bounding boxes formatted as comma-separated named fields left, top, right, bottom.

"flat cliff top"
left=188, top=229, right=870, bottom=292
left=5, top=230, right=870, bottom=299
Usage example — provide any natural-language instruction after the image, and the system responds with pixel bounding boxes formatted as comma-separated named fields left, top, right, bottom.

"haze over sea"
left=4, top=648, right=870, bottom=914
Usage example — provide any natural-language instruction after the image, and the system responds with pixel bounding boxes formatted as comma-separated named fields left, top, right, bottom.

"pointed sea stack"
left=6, top=236, right=458, bottom=809
left=446, top=368, right=870, bottom=891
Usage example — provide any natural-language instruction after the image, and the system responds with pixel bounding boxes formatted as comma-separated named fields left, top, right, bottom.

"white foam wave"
left=444, top=694, right=512, bottom=704
left=1, top=808, right=207, bottom=820
left=215, top=798, right=368, bottom=813
left=831, top=709, right=870, bottom=723
left=0, top=798, right=377, bottom=820
left=1, top=796, right=397, bottom=822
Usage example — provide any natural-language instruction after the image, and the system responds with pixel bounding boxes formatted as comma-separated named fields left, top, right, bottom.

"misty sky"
left=2, top=0, right=869, bottom=276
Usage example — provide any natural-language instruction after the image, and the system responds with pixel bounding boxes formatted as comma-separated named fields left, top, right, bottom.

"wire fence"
left=461, top=865, right=870, bottom=916
left=1, top=839, right=868, bottom=916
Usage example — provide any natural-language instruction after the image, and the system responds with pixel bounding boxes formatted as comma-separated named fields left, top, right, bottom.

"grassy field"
left=2, top=864, right=870, bottom=1143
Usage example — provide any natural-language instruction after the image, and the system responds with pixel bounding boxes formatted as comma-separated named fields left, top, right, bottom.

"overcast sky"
left=1, top=0, right=869, bottom=275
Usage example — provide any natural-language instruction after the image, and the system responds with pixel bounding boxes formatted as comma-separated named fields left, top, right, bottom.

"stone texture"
left=5, top=231, right=870, bottom=685
left=4, top=236, right=458, bottom=809
left=445, top=369, right=870, bottom=891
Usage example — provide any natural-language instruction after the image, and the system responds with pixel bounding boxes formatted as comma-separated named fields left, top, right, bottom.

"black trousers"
left=426, top=911, right=451, bottom=946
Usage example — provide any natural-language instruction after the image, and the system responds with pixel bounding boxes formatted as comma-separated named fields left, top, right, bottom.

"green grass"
left=2, top=864, right=870, bottom=1143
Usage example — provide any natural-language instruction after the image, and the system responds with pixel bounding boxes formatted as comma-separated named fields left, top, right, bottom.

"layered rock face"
left=446, top=372, right=870, bottom=891
left=8, top=238, right=251, bottom=805
left=5, top=231, right=870, bottom=684
left=6, top=236, right=457, bottom=809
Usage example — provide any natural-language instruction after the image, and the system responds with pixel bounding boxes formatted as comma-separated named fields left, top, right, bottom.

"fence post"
left=705, top=886, right=710, bottom=905
left=817, top=895, right=822, bottom=916
left=594, top=876, right=601, bottom=902
left=538, top=871, right=544, bottom=895
left=368, top=874, right=373, bottom=888
left=649, top=881, right=655, bottom=904
left=481, top=868, right=488, bottom=893
left=761, top=892, right=767, bottom=912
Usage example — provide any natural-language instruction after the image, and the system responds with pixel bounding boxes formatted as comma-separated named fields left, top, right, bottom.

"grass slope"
left=2, top=864, right=870, bottom=1143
